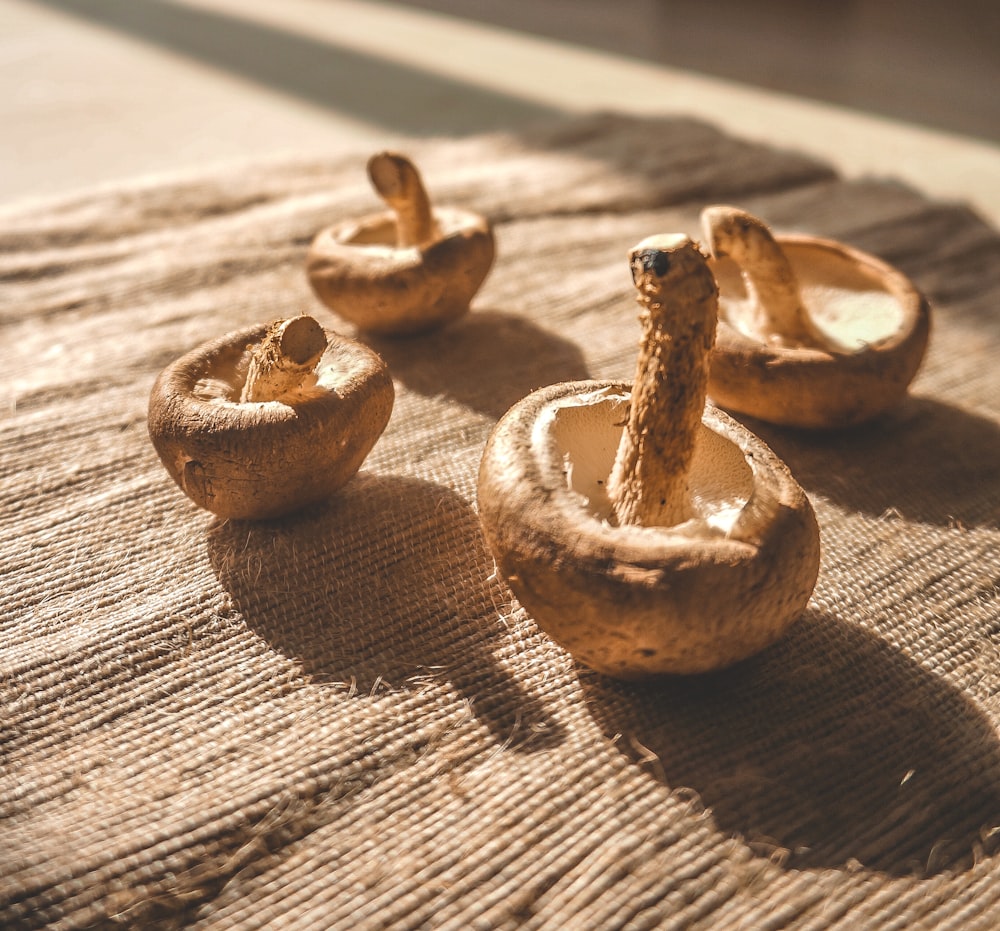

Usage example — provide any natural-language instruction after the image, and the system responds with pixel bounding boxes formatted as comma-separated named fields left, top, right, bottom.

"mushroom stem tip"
left=240, top=315, right=328, bottom=404
left=366, top=151, right=437, bottom=248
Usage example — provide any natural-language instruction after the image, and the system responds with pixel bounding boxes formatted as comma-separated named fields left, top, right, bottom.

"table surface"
left=3, top=4, right=1000, bottom=930
left=4, top=107, right=1000, bottom=929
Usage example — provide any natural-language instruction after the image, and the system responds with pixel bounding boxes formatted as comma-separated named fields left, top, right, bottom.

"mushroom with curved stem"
left=306, top=151, right=495, bottom=337
left=477, top=235, right=820, bottom=679
left=148, top=315, right=394, bottom=521
left=702, top=204, right=930, bottom=429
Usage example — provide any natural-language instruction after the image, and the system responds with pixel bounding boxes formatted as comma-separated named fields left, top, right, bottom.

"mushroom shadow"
left=363, top=310, right=591, bottom=420
left=736, top=396, right=1000, bottom=528
left=207, top=472, right=563, bottom=753
left=583, top=610, right=1000, bottom=875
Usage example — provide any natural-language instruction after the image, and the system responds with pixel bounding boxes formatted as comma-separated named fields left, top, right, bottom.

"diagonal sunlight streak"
left=383, top=0, right=1000, bottom=145
left=29, top=0, right=566, bottom=136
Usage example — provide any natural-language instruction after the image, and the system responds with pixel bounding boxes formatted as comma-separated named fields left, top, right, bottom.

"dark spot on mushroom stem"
left=632, top=249, right=671, bottom=283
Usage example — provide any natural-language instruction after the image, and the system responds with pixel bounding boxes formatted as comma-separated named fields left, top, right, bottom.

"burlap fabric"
left=3, top=113, right=1000, bottom=929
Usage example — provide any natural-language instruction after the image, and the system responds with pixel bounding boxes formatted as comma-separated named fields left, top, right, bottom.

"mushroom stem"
left=606, top=234, right=719, bottom=528
left=367, top=151, right=438, bottom=248
left=240, top=315, right=328, bottom=403
left=701, top=205, right=818, bottom=346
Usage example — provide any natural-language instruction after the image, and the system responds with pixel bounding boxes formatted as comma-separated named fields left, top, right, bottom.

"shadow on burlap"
left=749, top=396, right=1000, bottom=529
left=363, top=309, right=592, bottom=420
left=586, top=609, right=1000, bottom=875
left=2, top=113, right=1000, bottom=929
left=208, top=473, right=565, bottom=752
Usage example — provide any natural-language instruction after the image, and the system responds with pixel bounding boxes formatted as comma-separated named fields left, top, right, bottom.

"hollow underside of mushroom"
left=708, top=236, right=930, bottom=429
left=478, top=380, right=821, bottom=678
left=306, top=206, right=495, bottom=336
left=148, top=323, right=394, bottom=520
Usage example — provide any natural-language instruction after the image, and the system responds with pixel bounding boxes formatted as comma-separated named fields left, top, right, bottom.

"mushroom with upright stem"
left=148, top=315, right=394, bottom=520
left=477, top=235, right=820, bottom=679
left=306, top=152, right=496, bottom=337
left=702, top=205, right=931, bottom=429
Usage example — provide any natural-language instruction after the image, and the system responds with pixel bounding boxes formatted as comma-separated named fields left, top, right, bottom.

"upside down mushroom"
left=306, top=151, right=495, bottom=336
left=702, top=205, right=930, bottom=429
left=148, top=315, right=394, bottom=520
left=477, top=235, right=820, bottom=678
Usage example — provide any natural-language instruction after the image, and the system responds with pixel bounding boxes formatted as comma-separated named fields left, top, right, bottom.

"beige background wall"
left=2, top=0, right=999, bottom=222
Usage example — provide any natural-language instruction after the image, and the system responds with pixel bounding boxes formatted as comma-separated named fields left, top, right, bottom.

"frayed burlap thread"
left=2, top=113, right=1000, bottom=929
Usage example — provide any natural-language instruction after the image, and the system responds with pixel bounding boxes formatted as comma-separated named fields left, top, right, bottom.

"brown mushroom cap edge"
left=478, top=235, right=820, bottom=678
left=306, top=152, right=495, bottom=337
left=704, top=205, right=931, bottom=429
left=148, top=317, right=394, bottom=520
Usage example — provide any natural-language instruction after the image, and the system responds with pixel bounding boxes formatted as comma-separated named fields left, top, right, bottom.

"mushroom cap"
left=477, top=380, right=820, bottom=678
left=148, top=322, right=394, bottom=520
left=306, top=206, right=495, bottom=336
left=709, top=234, right=930, bottom=428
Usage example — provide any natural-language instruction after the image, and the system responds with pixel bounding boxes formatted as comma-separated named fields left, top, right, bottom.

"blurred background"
left=2, top=0, right=998, bottom=215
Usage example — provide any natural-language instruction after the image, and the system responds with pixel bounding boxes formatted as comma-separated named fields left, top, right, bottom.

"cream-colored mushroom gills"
left=712, top=250, right=907, bottom=352
left=543, top=388, right=753, bottom=535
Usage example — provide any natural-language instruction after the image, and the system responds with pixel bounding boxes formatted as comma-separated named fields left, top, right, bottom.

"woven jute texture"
left=3, top=113, right=1000, bottom=930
